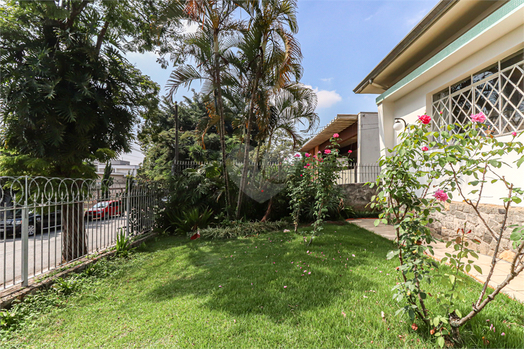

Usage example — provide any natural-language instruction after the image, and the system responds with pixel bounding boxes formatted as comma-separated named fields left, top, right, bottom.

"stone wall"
left=429, top=201, right=523, bottom=260
left=339, top=183, right=377, bottom=212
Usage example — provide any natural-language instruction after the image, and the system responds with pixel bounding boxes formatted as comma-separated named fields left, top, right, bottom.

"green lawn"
left=8, top=223, right=524, bottom=348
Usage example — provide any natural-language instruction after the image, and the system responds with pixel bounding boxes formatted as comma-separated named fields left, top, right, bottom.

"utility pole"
left=171, top=101, right=179, bottom=176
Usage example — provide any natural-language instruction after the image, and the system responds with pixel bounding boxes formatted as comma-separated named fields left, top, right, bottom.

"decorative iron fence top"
left=0, top=176, right=163, bottom=206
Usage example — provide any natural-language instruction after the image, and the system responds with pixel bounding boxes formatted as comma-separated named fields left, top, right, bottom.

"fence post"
left=126, top=178, right=131, bottom=238
left=21, top=176, right=29, bottom=287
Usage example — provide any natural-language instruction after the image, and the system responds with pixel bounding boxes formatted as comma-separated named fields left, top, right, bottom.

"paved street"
left=0, top=215, right=127, bottom=288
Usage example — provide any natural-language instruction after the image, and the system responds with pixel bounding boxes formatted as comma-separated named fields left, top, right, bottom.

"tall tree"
left=234, top=0, right=303, bottom=218
left=138, top=93, right=236, bottom=181
left=166, top=1, right=242, bottom=216
left=263, top=83, right=318, bottom=151
left=0, top=0, right=177, bottom=260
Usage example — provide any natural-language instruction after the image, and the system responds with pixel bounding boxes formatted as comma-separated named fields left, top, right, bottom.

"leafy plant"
left=371, top=112, right=524, bottom=345
left=0, top=308, right=23, bottom=330
left=115, top=231, right=132, bottom=258
left=288, top=134, right=347, bottom=243
left=52, top=277, right=80, bottom=296
left=175, top=207, right=214, bottom=234
left=199, top=220, right=289, bottom=239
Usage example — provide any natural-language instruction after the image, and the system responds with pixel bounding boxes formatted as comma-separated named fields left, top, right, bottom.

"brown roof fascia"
left=353, top=0, right=458, bottom=94
left=306, top=123, right=359, bottom=154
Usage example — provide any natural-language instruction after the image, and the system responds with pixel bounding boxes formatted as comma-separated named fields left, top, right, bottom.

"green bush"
left=198, top=220, right=289, bottom=239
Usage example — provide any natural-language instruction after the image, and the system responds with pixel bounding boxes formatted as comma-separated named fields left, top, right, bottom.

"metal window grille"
left=431, top=49, right=524, bottom=136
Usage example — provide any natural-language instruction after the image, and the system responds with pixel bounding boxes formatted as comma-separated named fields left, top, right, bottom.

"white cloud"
left=302, top=85, right=342, bottom=109
left=320, top=77, right=333, bottom=83
left=315, top=89, right=342, bottom=109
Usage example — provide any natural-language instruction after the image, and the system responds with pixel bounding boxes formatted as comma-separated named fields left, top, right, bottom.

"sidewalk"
left=347, top=219, right=524, bottom=303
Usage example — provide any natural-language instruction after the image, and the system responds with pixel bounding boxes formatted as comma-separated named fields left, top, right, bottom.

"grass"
left=6, top=223, right=524, bottom=348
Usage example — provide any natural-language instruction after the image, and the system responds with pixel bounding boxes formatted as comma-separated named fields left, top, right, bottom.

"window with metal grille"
left=431, top=49, right=524, bottom=136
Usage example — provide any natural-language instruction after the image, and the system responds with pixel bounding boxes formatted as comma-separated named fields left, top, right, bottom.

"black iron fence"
left=0, top=176, right=163, bottom=289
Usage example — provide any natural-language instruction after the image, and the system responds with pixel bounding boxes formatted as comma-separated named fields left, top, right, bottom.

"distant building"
left=94, top=160, right=139, bottom=182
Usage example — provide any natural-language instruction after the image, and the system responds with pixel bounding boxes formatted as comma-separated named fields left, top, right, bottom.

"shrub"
left=115, top=231, right=132, bottom=258
left=371, top=112, right=524, bottom=346
left=288, top=134, right=348, bottom=242
left=198, top=220, right=289, bottom=239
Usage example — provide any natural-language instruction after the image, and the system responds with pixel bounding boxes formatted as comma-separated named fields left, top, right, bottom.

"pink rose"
left=333, top=133, right=339, bottom=138
left=324, top=149, right=331, bottom=154
left=418, top=114, right=431, bottom=124
left=470, top=112, right=486, bottom=123
left=348, top=150, right=352, bottom=154
left=433, top=189, right=448, bottom=202
left=512, top=131, right=517, bottom=137
left=422, top=146, right=429, bottom=151
left=294, top=154, right=300, bottom=158
left=305, top=153, right=310, bottom=158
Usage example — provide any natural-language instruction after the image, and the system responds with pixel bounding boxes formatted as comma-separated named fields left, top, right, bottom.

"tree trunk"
left=213, top=30, right=231, bottom=217
left=62, top=202, right=87, bottom=262
left=236, top=108, right=253, bottom=219
left=171, top=101, right=179, bottom=177
left=261, top=197, right=273, bottom=222
left=236, top=35, right=268, bottom=219
left=236, top=67, right=263, bottom=218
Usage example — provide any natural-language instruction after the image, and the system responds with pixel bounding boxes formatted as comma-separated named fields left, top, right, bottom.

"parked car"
left=84, top=200, right=122, bottom=220
left=0, top=209, right=61, bottom=238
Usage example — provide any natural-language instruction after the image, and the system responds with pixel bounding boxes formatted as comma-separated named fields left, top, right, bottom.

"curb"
left=0, top=232, right=157, bottom=310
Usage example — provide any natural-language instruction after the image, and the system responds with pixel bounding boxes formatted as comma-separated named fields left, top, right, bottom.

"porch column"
left=377, top=101, right=395, bottom=158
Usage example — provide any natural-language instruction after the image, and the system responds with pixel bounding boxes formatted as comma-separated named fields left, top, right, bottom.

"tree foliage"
left=0, top=0, right=173, bottom=177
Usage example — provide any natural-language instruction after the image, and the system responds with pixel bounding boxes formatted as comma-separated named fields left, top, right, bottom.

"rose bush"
left=371, top=112, right=524, bottom=346
left=288, top=134, right=346, bottom=242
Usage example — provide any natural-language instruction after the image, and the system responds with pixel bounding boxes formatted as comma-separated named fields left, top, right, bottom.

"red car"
left=84, top=200, right=122, bottom=220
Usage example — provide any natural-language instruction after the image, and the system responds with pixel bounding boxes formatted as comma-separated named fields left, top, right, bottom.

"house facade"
left=355, top=0, right=524, bottom=257
left=300, top=112, right=380, bottom=183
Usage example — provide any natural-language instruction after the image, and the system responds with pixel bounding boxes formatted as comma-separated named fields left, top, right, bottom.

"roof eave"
left=353, top=0, right=458, bottom=94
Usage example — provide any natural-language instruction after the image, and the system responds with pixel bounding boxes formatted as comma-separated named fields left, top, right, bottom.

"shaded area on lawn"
left=6, top=223, right=524, bottom=348
left=145, top=225, right=384, bottom=321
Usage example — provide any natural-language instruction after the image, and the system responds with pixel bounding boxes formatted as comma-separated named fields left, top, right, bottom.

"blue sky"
left=124, top=0, right=440, bottom=162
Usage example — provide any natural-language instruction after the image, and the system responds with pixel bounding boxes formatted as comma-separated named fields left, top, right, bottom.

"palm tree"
left=166, top=1, right=242, bottom=215
left=234, top=0, right=303, bottom=218
left=263, top=83, right=318, bottom=153
left=257, top=83, right=318, bottom=221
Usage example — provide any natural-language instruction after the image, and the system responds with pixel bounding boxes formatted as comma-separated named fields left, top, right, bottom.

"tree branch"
left=453, top=262, right=524, bottom=328
left=475, top=183, right=512, bottom=307
left=95, top=21, right=110, bottom=58
left=61, top=0, right=90, bottom=30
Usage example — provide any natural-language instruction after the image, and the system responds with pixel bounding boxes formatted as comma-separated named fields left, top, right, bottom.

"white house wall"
left=378, top=19, right=524, bottom=207
left=357, top=113, right=381, bottom=163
